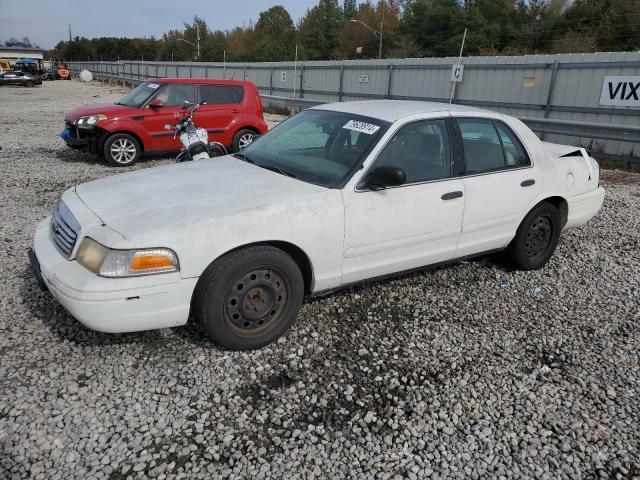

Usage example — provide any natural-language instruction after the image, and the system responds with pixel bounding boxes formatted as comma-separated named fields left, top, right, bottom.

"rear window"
left=199, top=85, right=242, bottom=104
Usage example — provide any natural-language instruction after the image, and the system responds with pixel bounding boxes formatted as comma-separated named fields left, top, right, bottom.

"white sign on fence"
left=280, top=71, right=287, bottom=83
left=599, top=76, right=640, bottom=107
left=451, top=64, right=464, bottom=83
left=358, top=74, right=369, bottom=83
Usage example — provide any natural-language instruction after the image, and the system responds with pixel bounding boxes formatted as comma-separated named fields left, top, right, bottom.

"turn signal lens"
left=130, top=253, right=175, bottom=271
left=75, top=238, right=179, bottom=277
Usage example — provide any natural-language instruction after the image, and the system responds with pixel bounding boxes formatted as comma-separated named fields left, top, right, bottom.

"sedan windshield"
left=117, top=81, right=163, bottom=107
left=239, top=109, right=389, bottom=188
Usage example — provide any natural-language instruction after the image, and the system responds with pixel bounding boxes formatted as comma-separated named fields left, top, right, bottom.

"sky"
left=0, top=0, right=319, bottom=49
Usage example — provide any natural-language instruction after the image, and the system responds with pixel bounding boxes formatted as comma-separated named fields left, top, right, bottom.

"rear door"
left=195, top=84, right=243, bottom=146
left=142, top=83, right=196, bottom=151
left=454, top=117, right=541, bottom=257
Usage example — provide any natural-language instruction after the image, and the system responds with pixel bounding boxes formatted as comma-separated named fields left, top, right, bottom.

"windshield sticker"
left=343, top=120, right=380, bottom=135
left=147, top=83, right=160, bottom=89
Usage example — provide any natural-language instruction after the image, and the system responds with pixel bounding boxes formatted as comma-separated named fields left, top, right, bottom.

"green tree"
left=400, top=0, right=465, bottom=57
left=253, top=6, right=296, bottom=61
left=300, top=0, right=344, bottom=60
left=343, top=0, right=358, bottom=19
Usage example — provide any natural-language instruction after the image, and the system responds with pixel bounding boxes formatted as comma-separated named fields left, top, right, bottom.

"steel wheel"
left=110, top=138, right=137, bottom=164
left=225, top=267, right=288, bottom=336
left=525, top=215, right=553, bottom=260
left=238, top=133, right=255, bottom=150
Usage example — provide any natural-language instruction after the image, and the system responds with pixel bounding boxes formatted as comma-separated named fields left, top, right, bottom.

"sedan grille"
left=51, top=201, right=81, bottom=258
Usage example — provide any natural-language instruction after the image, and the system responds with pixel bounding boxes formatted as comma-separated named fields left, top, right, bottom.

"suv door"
left=342, top=118, right=465, bottom=284
left=195, top=84, right=243, bottom=146
left=142, top=83, right=196, bottom=151
left=454, top=117, right=541, bottom=257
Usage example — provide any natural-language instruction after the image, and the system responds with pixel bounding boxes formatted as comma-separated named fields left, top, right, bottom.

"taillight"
left=256, top=90, right=263, bottom=117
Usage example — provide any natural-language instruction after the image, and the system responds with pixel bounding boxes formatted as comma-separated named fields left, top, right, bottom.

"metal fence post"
left=299, top=64, right=305, bottom=99
left=189, top=63, right=192, bottom=78
left=269, top=67, right=274, bottom=96
left=387, top=64, right=394, bottom=99
left=544, top=60, right=559, bottom=119
left=338, top=63, right=344, bottom=103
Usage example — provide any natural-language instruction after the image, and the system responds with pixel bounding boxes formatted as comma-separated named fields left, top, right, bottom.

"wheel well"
left=214, top=241, right=315, bottom=294
left=538, top=196, right=568, bottom=227
left=235, top=126, right=260, bottom=137
left=102, top=131, right=145, bottom=153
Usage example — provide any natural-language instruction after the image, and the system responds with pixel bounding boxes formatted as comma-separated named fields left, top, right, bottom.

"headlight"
left=75, top=237, right=179, bottom=277
left=75, top=114, right=107, bottom=129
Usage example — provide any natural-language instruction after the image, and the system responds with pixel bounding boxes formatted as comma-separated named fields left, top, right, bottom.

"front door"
left=195, top=84, right=243, bottom=147
left=142, top=83, right=197, bottom=152
left=454, top=117, right=542, bottom=257
left=342, top=118, right=465, bottom=284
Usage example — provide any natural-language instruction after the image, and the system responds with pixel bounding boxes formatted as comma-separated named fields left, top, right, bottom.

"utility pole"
left=196, top=24, right=200, bottom=59
left=379, top=4, right=384, bottom=61
left=68, top=24, right=72, bottom=42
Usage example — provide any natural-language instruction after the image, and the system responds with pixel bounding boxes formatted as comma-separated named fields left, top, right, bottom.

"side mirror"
left=148, top=98, right=165, bottom=109
left=361, top=166, right=406, bottom=190
left=164, top=124, right=173, bottom=130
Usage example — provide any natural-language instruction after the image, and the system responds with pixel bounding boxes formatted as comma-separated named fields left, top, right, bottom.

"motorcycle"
left=164, top=101, right=228, bottom=162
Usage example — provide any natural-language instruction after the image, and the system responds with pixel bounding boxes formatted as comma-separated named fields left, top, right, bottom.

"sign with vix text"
left=599, top=76, right=640, bottom=107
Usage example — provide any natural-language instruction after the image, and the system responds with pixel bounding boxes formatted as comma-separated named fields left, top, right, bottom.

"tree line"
left=49, top=0, right=640, bottom=62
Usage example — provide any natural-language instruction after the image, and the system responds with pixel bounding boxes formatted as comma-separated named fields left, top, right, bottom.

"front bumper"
left=565, top=186, right=605, bottom=229
left=32, top=217, right=197, bottom=333
left=61, top=123, right=105, bottom=153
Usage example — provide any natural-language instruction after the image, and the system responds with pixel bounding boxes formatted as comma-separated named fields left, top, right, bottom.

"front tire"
left=103, top=133, right=141, bottom=167
left=506, top=202, right=561, bottom=270
left=193, top=246, right=304, bottom=350
left=232, top=129, right=256, bottom=153
left=25, top=81, right=33, bottom=87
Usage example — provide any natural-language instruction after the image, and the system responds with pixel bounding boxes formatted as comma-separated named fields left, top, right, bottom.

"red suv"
left=61, top=78, right=268, bottom=166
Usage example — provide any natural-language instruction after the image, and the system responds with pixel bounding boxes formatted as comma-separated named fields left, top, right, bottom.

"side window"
left=199, top=85, right=240, bottom=104
left=457, top=118, right=506, bottom=174
left=375, top=119, right=452, bottom=183
left=233, top=86, right=245, bottom=102
left=495, top=121, right=530, bottom=167
left=458, top=118, right=531, bottom=174
left=155, top=84, right=196, bottom=107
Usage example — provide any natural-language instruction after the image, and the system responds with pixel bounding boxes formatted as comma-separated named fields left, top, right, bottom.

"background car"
left=61, top=78, right=268, bottom=166
left=0, top=70, right=42, bottom=87
left=41, top=69, right=56, bottom=81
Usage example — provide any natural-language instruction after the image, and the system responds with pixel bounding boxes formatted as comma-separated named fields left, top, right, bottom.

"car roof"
left=311, top=100, right=492, bottom=123
left=146, top=77, right=250, bottom=86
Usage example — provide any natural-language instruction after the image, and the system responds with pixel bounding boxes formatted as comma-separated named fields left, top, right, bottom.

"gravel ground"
left=1, top=80, right=639, bottom=480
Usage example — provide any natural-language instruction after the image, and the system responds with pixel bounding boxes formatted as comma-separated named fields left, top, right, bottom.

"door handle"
left=441, top=191, right=463, bottom=201
left=521, top=179, right=536, bottom=187
left=231, top=109, right=240, bottom=113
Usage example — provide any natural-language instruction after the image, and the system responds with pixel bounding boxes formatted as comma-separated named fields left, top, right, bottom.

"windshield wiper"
left=233, top=152, right=255, bottom=164
left=257, top=164, right=297, bottom=178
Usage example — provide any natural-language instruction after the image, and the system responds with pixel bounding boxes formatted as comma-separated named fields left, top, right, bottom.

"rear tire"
left=193, top=246, right=304, bottom=350
left=25, top=81, right=33, bottom=87
left=232, top=129, right=256, bottom=153
left=103, top=133, right=141, bottom=167
left=505, top=202, right=561, bottom=270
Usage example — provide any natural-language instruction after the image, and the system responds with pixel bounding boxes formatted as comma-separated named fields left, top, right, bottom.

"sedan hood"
left=66, top=103, right=133, bottom=123
left=74, top=157, right=327, bottom=239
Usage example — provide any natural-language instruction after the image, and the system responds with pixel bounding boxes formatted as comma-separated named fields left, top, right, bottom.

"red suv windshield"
left=116, top=81, right=163, bottom=107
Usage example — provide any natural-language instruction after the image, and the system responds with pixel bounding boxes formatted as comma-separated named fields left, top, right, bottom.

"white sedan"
left=31, top=101, right=605, bottom=350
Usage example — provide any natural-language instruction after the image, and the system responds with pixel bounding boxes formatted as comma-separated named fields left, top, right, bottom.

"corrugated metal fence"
left=68, top=52, right=640, bottom=157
